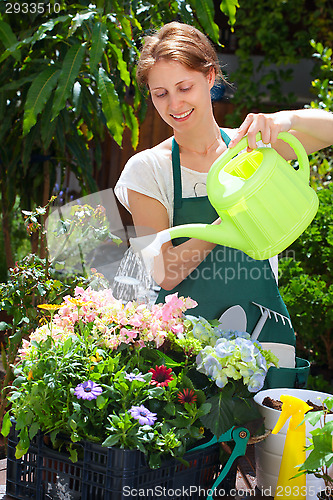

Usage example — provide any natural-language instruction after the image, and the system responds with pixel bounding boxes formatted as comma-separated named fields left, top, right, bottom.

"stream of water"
left=112, top=247, right=159, bottom=304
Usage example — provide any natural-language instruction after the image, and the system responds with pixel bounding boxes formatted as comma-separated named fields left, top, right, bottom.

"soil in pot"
left=262, top=396, right=333, bottom=413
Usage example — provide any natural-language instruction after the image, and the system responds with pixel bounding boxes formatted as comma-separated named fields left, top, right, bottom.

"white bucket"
left=254, top=388, right=333, bottom=500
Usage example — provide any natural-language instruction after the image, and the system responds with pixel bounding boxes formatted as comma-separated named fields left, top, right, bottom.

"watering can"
left=131, top=132, right=319, bottom=261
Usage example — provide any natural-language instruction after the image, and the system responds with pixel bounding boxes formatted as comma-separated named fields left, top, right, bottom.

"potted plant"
left=297, top=395, right=333, bottom=500
left=254, top=388, right=333, bottom=499
left=1, top=286, right=277, bottom=498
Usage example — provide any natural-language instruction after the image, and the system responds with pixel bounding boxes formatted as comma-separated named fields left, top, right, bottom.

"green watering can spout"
left=131, top=132, right=319, bottom=262
left=167, top=219, right=246, bottom=253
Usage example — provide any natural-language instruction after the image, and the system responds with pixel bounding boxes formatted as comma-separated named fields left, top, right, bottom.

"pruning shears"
left=187, top=426, right=250, bottom=499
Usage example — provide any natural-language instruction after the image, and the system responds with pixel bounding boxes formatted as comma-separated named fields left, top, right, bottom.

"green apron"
left=156, top=130, right=309, bottom=388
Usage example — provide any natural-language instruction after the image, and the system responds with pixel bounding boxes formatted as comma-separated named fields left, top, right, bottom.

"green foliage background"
left=0, top=1, right=332, bottom=379
left=0, top=0, right=230, bottom=272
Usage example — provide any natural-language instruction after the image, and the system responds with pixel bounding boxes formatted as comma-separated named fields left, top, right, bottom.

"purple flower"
left=128, top=405, right=157, bottom=426
left=125, top=372, right=145, bottom=382
left=74, top=380, right=103, bottom=400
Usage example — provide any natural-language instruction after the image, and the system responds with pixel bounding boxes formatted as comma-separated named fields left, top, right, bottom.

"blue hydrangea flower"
left=196, top=330, right=269, bottom=393
left=234, top=338, right=255, bottom=362
left=248, top=371, right=266, bottom=392
left=215, top=339, right=235, bottom=358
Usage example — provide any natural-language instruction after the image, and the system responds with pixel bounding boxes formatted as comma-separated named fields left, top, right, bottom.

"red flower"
left=149, top=365, right=174, bottom=387
left=177, top=389, right=197, bottom=405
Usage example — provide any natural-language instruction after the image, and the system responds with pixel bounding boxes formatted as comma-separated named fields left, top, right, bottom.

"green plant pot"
left=263, top=356, right=311, bottom=389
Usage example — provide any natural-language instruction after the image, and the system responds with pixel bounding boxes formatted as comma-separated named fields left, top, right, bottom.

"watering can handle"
left=208, top=131, right=310, bottom=187
left=277, top=131, right=310, bottom=183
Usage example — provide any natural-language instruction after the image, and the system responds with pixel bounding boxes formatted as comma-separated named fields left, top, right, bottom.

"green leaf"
left=109, top=42, right=131, bottom=86
left=17, top=427, right=30, bottom=450
left=97, top=67, right=123, bottom=146
left=102, top=434, right=120, bottom=447
left=15, top=442, right=29, bottom=460
left=123, top=104, right=139, bottom=149
left=90, top=22, right=108, bottom=74
left=188, top=0, right=220, bottom=43
left=119, top=16, right=133, bottom=41
left=40, top=96, right=57, bottom=150
left=0, top=75, right=38, bottom=92
left=28, top=422, right=40, bottom=440
left=32, top=16, right=70, bottom=44
left=164, top=402, right=176, bottom=416
left=50, top=430, right=59, bottom=446
left=196, top=402, right=211, bottom=418
left=66, top=132, right=95, bottom=189
left=1, top=412, right=12, bottom=437
left=0, top=20, right=20, bottom=60
left=69, top=447, right=78, bottom=462
left=51, top=44, right=86, bottom=121
left=23, top=68, right=60, bottom=136
left=96, top=395, right=107, bottom=409
left=69, top=10, right=96, bottom=36
left=153, top=350, right=184, bottom=367
left=220, top=0, right=240, bottom=29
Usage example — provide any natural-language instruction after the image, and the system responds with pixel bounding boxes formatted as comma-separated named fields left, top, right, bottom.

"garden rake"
left=251, top=301, right=293, bottom=341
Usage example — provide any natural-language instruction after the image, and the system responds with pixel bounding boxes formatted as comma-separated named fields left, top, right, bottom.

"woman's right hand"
left=128, top=189, right=218, bottom=290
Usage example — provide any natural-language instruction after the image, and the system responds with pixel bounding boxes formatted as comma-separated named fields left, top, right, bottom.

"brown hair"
left=136, top=22, right=222, bottom=87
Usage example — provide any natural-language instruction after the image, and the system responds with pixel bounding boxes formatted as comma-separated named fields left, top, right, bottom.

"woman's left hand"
left=228, top=108, right=333, bottom=156
left=228, top=111, right=293, bottom=150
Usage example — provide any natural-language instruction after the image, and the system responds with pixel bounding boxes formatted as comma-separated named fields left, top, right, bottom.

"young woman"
left=115, top=22, right=333, bottom=347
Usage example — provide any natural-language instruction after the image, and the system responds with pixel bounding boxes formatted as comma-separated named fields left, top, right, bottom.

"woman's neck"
left=173, top=123, right=228, bottom=173
left=174, top=122, right=222, bottom=156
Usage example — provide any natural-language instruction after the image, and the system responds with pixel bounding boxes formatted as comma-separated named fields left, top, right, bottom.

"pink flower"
left=171, top=323, right=184, bottom=334
left=160, top=293, right=196, bottom=322
left=119, top=328, right=137, bottom=344
left=129, top=313, right=143, bottom=327
left=74, top=286, right=86, bottom=296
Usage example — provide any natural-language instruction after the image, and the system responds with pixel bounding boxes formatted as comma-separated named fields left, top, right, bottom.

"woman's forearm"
left=153, top=219, right=221, bottom=290
left=288, top=108, right=333, bottom=151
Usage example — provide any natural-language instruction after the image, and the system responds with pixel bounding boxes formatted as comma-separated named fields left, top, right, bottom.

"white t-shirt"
left=115, top=146, right=211, bottom=226
left=114, top=136, right=279, bottom=281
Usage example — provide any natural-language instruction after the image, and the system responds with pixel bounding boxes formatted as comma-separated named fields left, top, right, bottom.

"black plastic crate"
left=6, top=424, right=236, bottom=500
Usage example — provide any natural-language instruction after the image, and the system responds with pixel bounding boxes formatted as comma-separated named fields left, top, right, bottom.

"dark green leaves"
left=0, top=20, right=20, bottom=60
left=98, top=67, right=123, bottom=146
left=90, top=22, right=108, bottom=74
left=23, top=68, right=60, bottom=136
left=200, top=391, right=261, bottom=437
left=188, top=0, right=220, bottom=43
left=51, top=43, right=86, bottom=121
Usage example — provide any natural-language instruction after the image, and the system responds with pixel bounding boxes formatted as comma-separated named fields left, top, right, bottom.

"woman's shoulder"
left=124, top=137, right=172, bottom=168
left=150, top=137, right=173, bottom=160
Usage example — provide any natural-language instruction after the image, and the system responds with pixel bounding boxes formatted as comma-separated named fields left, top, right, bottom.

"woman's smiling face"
left=148, top=59, right=214, bottom=132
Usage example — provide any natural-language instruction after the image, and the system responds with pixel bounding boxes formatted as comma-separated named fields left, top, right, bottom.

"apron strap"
left=172, top=139, right=182, bottom=210
left=172, top=129, right=231, bottom=211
